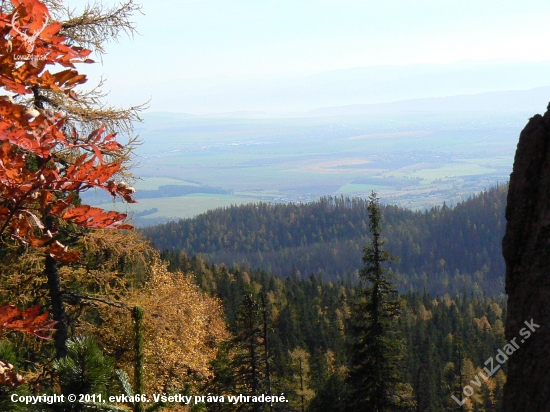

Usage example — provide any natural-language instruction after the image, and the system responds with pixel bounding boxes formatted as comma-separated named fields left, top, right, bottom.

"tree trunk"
left=261, top=292, right=273, bottom=412
left=133, top=306, right=145, bottom=412
left=45, top=254, right=68, bottom=359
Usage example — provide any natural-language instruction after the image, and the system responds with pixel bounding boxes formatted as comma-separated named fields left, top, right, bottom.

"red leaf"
left=92, top=146, right=104, bottom=163
left=62, top=205, right=131, bottom=229
left=0, top=303, right=57, bottom=339
left=39, top=22, right=62, bottom=40
left=46, top=241, right=80, bottom=263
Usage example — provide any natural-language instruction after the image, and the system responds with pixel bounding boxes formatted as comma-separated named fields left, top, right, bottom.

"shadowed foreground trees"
left=161, top=234, right=508, bottom=411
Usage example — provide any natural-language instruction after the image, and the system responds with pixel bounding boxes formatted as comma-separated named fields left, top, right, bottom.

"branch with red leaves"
left=0, top=0, right=137, bottom=263
left=0, top=302, right=56, bottom=386
left=0, top=303, right=56, bottom=339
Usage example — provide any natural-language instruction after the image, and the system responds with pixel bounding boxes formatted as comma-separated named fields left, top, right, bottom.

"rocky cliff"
left=502, top=103, right=550, bottom=410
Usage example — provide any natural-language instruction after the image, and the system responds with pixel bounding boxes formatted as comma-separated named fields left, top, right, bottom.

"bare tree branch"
left=59, top=0, right=143, bottom=58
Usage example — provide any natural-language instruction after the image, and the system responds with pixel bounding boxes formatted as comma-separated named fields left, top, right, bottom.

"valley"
left=88, top=109, right=525, bottom=226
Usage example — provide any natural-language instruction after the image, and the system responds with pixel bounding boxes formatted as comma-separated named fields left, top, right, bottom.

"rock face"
left=502, top=103, right=550, bottom=410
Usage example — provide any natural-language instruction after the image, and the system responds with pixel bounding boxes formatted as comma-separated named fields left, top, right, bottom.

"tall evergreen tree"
left=232, top=292, right=268, bottom=412
left=346, top=192, right=409, bottom=411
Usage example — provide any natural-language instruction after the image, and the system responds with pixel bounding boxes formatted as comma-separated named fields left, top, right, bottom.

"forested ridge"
left=161, top=251, right=508, bottom=411
left=145, top=184, right=508, bottom=295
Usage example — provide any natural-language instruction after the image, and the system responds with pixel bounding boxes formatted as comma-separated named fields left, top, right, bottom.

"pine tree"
left=54, top=307, right=167, bottom=412
left=53, top=335, right=115, bottom=412
left=346, top=192, right=409, bottom=411
left=232, top=292, right=267, bottom=412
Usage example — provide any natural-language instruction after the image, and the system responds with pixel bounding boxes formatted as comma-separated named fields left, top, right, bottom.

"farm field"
left=97, top=194, right=265, bottom=226
left=104, top=110, right=526, bottom=225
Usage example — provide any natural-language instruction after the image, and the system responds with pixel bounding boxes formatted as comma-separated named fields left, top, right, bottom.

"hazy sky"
left=68, top=0, right=550, bottom=113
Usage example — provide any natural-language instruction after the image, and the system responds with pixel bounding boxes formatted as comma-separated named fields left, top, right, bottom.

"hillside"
left=143, top=184, right=507, bottom=295
left=160, top=252, right=507, bottom=411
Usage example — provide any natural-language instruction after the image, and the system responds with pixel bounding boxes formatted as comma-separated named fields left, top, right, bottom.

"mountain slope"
left=143, top=185, right=508, bottom=295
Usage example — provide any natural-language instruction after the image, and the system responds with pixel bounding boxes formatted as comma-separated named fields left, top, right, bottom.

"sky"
left=68, top=0, right=550, bottom=114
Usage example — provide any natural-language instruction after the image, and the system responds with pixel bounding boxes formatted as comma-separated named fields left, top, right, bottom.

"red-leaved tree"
left=0, top=0, right=138, bottom=359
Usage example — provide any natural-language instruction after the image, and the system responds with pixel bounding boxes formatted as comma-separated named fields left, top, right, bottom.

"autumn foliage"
left=0, top=0, right=233, bottom=400
left=0, top=0, right=135, bottom=263
left=0, top=302, right=56, bottom=339
left=0, top=302, right=56, bottom=387
left=100, top=260, right=229, bottom=394
left=0, top=0, right=141, bottom=389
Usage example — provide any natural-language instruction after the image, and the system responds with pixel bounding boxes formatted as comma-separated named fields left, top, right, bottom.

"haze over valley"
left=82, top=60, right=550, bottom=225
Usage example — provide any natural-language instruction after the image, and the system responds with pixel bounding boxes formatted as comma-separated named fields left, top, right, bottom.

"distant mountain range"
left=135, top=60, right=550, bottom=115
left=140, top=86, right=550, bottom=124
left=306, top=86, right=550, bottom=117
left=142, top=86, right=550, bottom=120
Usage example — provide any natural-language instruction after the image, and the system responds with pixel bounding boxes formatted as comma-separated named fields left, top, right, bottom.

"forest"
left=158, top=223, right=507, bottom=411
left=145, top=184, right=508, bottom=296
left=0, top=0, right=512, bottom=411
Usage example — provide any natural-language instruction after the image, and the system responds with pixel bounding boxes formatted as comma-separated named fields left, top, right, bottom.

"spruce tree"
left=346, top=192, right=408, bottom=411
left=232, top=292, right=267, bottom=412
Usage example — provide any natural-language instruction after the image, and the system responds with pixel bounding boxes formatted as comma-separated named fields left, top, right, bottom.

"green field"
left=117, top=111, right=524, bottom=224
left=100, top=193, right=265, bottom=224
left=384, top=163, right=497, bottom=182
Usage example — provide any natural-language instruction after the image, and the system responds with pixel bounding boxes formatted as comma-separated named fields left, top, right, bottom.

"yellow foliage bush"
left=100, top=258, right=229, bottom=393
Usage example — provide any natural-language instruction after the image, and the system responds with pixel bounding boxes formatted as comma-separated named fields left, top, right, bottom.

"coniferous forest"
left=0, top=0, right=515, bottom=411
left=145, top=185, right=511, bottom=411
left=146, top=184, right=508, bottom=296
left=159, top=195, right=508, bottom=411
